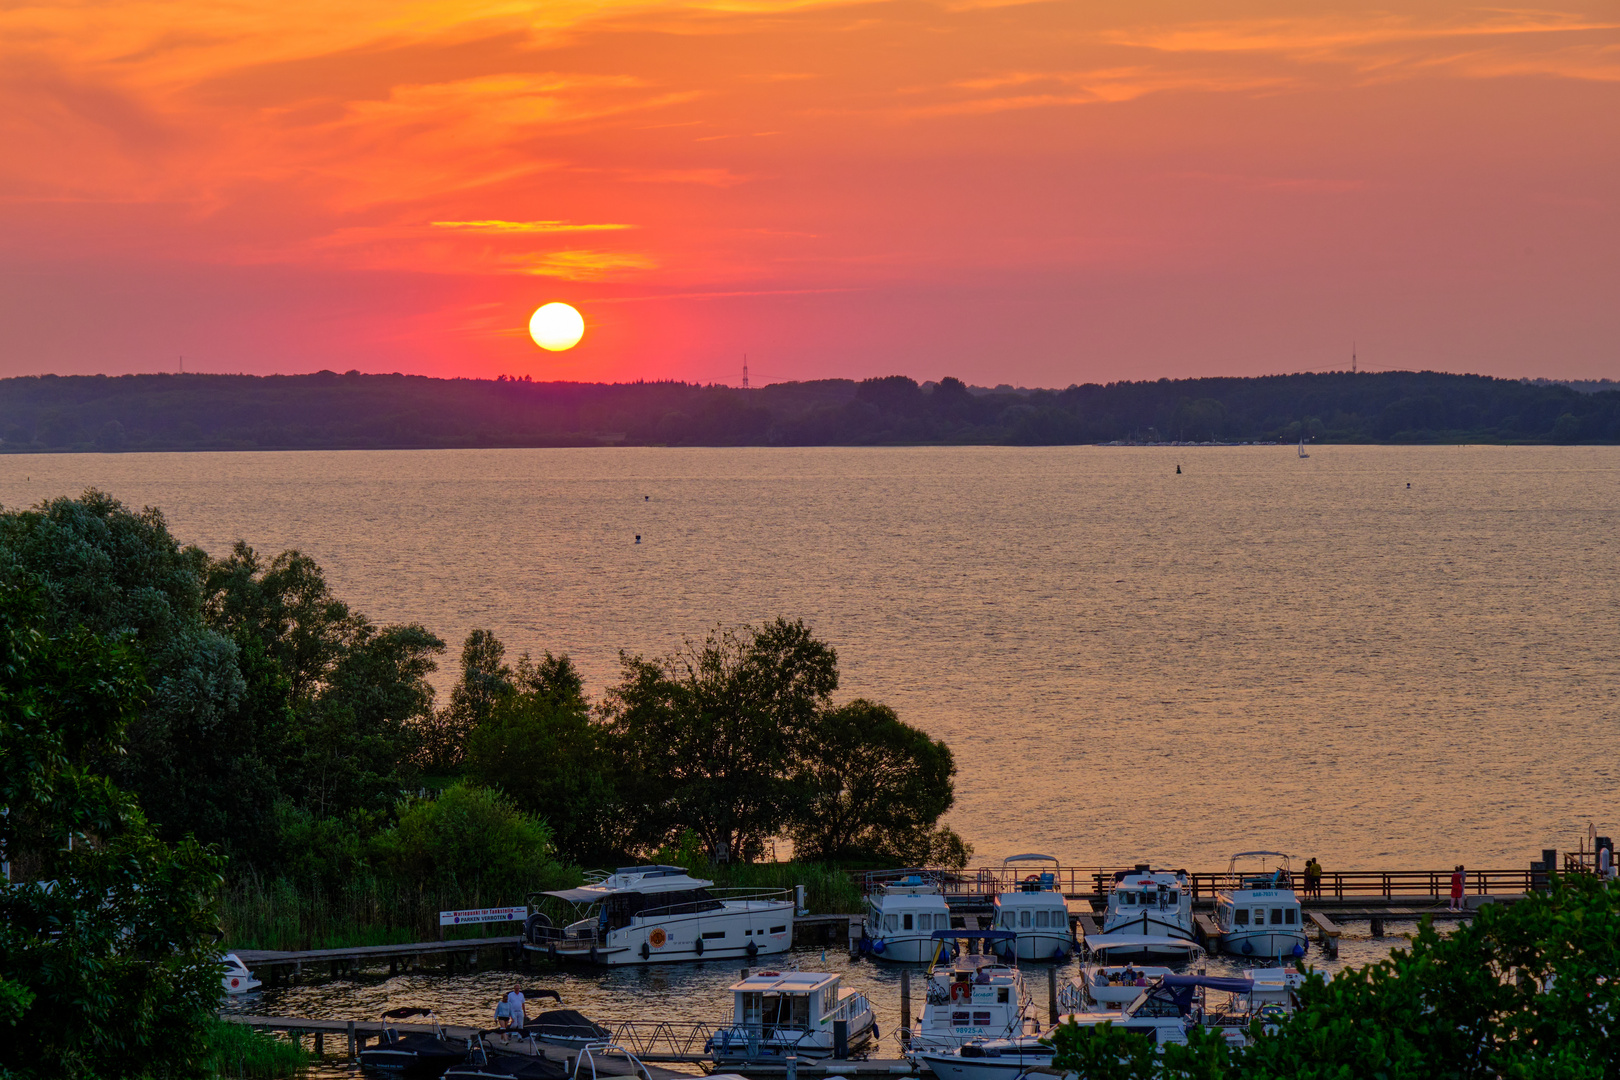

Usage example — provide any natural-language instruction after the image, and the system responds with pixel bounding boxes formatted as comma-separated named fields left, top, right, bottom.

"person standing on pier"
left=505, top=983, right=528, bottom=1028
left=1449, top=866, right=1465, bottom=911
left=1305, top=858, right=1322, bottom=899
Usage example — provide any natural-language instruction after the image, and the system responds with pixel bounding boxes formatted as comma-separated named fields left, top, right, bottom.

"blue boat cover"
left=1155, top=974, right=1256, bottom=1014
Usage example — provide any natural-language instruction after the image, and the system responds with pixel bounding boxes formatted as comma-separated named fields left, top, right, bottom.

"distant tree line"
left=0, top=491, right=965, bottom=908
left=3, top=369, right=1618, bottom=451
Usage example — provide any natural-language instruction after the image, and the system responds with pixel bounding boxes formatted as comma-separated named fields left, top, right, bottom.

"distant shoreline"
left=2, top=369, right=1616, bottom=452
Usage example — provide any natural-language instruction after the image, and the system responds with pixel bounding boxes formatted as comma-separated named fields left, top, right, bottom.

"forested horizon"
left=3, top=368, right=1619, bottom=451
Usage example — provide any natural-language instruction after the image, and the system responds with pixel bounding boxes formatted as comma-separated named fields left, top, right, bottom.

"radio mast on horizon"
left=1352, top=343, right=1356, bottom=373
left=743, top=355, right=749, bottom=389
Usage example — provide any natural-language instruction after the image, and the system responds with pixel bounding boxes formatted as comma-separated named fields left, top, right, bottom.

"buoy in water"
left=635, top=535, right=641, bottom=544
left=644, top=495, right=649, bottom=500
left=1176, top=464, right=1181, bottom=474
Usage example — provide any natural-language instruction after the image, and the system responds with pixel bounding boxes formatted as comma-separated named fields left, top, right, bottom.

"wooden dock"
left=234, top=935, right=523, bottom=984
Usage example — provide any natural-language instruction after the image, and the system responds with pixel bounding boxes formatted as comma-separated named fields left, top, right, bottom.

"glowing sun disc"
left=529, top=302, right=585, bottom=351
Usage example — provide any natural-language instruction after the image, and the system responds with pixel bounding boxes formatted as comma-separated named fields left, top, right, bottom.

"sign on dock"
left=439, top=906, right=526, bottom=926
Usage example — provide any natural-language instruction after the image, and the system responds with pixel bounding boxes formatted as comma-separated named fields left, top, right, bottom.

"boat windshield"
left=738, top=992, right=812, bottom=1030
left=601, top=888, right=724, bottom=931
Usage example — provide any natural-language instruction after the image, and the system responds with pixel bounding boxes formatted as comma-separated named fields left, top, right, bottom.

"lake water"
left=4, top=445, right=1616, bottom=870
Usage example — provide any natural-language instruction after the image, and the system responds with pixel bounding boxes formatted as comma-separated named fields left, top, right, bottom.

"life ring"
left=950, top=982, right=971, bottom=1003
left=759, top=970, right=782, bottom=976
left=649, top=928, right=667, bottom=948
left=1025, top=874, right=1040, bottom=883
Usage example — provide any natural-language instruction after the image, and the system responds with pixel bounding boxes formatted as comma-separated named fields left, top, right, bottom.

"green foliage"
left=464, top=651, right=618, bottom=862
left=1048, top=874, right=1620, bottom=1080
left=201, top=1017, right=311, bottom=1079
left=790, top=699, right=968, bottom=868
left=0, top=579, right=225, bottom=1080
left=603, top=618, right=839, bottom=862
left=372, top=783, right=567, bottom=891
left=4, top=370, right=1617, bottom=449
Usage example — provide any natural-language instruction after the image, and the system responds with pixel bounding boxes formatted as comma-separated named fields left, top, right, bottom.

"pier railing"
left=862, top=866, right=1538, bottom=902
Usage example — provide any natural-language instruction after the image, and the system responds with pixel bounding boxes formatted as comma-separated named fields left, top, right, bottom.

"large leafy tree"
left=790, top=699, right=967, bottom=867
left=465, top=649, right=618, bottom=863
left=602, top=619, right=837, bottom=862
left=424, top=629, right=515, bottom=772
left=0, top=579, right=223, bottom=1079
left=0, top=491, right=269, bottom=856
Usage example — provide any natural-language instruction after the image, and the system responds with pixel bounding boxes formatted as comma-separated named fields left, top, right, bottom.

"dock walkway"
left=234, top=936, right=523, bottom=983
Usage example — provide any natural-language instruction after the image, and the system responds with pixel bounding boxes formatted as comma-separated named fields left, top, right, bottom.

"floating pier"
left=233, top=935, right=523, bottom=985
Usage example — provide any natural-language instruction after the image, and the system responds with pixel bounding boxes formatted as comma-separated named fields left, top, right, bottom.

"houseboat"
left=1212, top=852, right=1308, bottom=960
left=707, top=970, right=877, bottom=1063
left=1089, top=865, right=1194, bottom=956
left=859, top=875, right=953, bottom=963
left=989, top=855, right=1073, bottom=962
left=906, top=931, right=1037, bottom=1053
left=524, top=865, right=794, bottom=965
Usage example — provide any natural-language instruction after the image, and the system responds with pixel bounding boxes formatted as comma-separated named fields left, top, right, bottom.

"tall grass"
left=203, top=1017, right=311, bottom=1079
left=703, top=861, right=865, bottom=913
left=221, top=861, right=864, bottom=949
left=219, top=869, right=550, bottom=951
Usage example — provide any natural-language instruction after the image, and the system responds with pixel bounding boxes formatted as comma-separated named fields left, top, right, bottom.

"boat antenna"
left=743, top=354, right=749, bottom=390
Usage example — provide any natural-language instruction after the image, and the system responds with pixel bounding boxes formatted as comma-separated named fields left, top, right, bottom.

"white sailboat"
left=1298, top=433, right=1309, bottom=458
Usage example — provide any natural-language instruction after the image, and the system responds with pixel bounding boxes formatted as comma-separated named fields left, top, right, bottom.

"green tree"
left=465, top=650, right=617, bottom=862
left=602, top=618, right=837, bottom=862
left=370, top=783, right=568, bottom=893
left=789, top=699, right=967, bottom=867
left=0, top=491, right=273, bottom=857
left=425, top=629, right=514, bottom=772
left=0, top=579, right=225, bottom=1080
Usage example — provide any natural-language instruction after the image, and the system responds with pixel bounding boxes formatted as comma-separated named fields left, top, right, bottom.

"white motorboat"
left=524, top=865, right=794, bottom=965
left=911, top=1036, right=1054, bottom=1080
left=1063, top=936, right=1206, bottom=1012
left=219, top=953, right=261, bottom=995
left=1059, top=973, right=1280, bottom=1049
left=707, top=969, right=877, bottom=1063
left=1213, top=852, right=1308, bottom=960
left=988, top=855, right=1073, bottom=963
left=907, top=932, right=1038, bottom=1053
left=1090, top=864, right=1194, bottom=955
left=859, top=875, right=952, bottom=963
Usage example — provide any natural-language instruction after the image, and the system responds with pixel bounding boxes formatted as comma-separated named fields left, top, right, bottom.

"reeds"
left=202, top=1017, right=312, bottom=1079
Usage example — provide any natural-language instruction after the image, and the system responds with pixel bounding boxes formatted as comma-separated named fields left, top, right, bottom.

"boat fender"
left=746, top=940, right=759, bottom=959
left=1240, top=941, right=1254, bottom=956
left=695, top=937, right=704, bottom=956
left=872, top=939, right=886, bottom=954
left=1052, top=946, right=1066, bottom=961
left=641, top=942, right=651, bottom=960
left=872, top=1024, right=880, bottom=1042
left=548, top=942, right=558, bottom=961
left=589, top=945, right=599, bottom=964
left=1292, top=942, right=1306, bottom=958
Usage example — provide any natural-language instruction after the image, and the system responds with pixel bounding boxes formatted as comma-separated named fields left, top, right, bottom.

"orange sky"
left=2, top=0, right=1617, bottom=384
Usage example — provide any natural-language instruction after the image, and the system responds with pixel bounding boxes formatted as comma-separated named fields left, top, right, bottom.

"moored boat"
left=1064, top=935, right=1206, bottom=1012
left=219, top=953, right=262, bottom=996
left=988, top=855, right=1073, bottom=962
left=706, top=969, right=877, bottom=1063
left=859, top=875, right=952, bottom=963
left=906, top=931, right=1037, bottom=1053
left=910, top=1036, right=1054, bottom=1080
left=524, top=865, right=794, bottom=966
left=357, top=1008, right=468, bottom=1078
left=1088, top=864, right=1194, bottom=956
left=443, top=1036, right=568, bottom=1080
left=1213, top=852, right=1307, bottom=960
left=1058, top=973, right=1278, bottom=1049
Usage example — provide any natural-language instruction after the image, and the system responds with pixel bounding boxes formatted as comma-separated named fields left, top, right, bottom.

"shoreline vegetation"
left=3, top=370, right=1619, bottom=452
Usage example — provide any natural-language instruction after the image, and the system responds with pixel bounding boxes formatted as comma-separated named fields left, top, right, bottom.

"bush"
left=371, top=783, right=567, bottom=890
left=202, top=1017, right=311, bottom=1079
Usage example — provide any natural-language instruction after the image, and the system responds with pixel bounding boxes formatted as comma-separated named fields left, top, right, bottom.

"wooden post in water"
left=347, top=1021, right=356, bottom=1060
left=1048, top=967, right=1058, bottom=1027
left=833, top=1019, right=849, bottom=1060
left=1370, top=918, right=1384, bottom=938
left=314, top=1031, right=324, bottom=1057
left=899, top=971, right=911, bottom=1050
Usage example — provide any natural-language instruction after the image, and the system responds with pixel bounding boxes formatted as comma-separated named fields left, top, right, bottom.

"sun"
left=529, top=302, right=585, bottom=351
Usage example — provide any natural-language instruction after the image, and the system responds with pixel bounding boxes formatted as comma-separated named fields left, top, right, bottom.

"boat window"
left=1253, top=909, right=1266, bottom=925
left=973, top=1012, right=992, bottom=1025
left=1001, top=912, right=1015, bottom=929
left=1020, top=910, right=1031, bottom=928
left=771, top=925, right=787, bottom=934
left=1233, top=908, right=1250, bottom=925
left=997, top=988, right=1009, bottom=1004
left=1119, top=892, right=1133, bottom=906
left=904, top=914, right=914, bottom=931
left=1272, top=908, right=1285, bottom=925
left=1167, top=891, right=1178, bottom=905
left=1284, top=909, right=1296, bottom=925
left=1035, top=910, right=1049, bottom=928
left=885, top=915, right=897, bottom=932
left=952, top=1012, right=970, bottom=1025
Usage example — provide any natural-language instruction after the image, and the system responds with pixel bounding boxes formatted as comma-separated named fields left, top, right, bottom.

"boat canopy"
left=544, top=886, right=612, bottom=902
left=1001, top=854, right=1059, bottom=865
left=1140, top=974, right=1256, bottom=1015
left=1083, top=934, right=1201, bottom=955
left=1229, top=851, right=1291, bottom=861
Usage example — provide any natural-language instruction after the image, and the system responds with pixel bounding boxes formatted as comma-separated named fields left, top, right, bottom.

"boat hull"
left=862, top=932, right=944, bottom=964
left=527, top=900, right=794, bottom=965
left=710, top=1015, right=876, bottom=1063
left=1010, top=932, right=1073, bottom=963
left=913, top=1047, right=1053, bottom=1080
left=1219, top=929, right=1307, bottom=960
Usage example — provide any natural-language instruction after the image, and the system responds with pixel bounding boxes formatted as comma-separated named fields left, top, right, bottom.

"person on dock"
left=1304, top=858, right=1322, bottom=899
left=505, top=983, right=528, bottom=1028
left=495, top=997, right=516, bottom=1030
left=1449, top=865, right=1465, bottom=911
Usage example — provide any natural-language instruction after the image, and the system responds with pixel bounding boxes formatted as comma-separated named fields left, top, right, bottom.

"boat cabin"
left=712, top=970, right=876, bottom=1060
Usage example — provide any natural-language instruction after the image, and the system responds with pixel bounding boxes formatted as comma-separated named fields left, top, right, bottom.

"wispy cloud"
left=431, top=219, right=635, bottom=232
left=511, top=249, right=659, bottom=279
